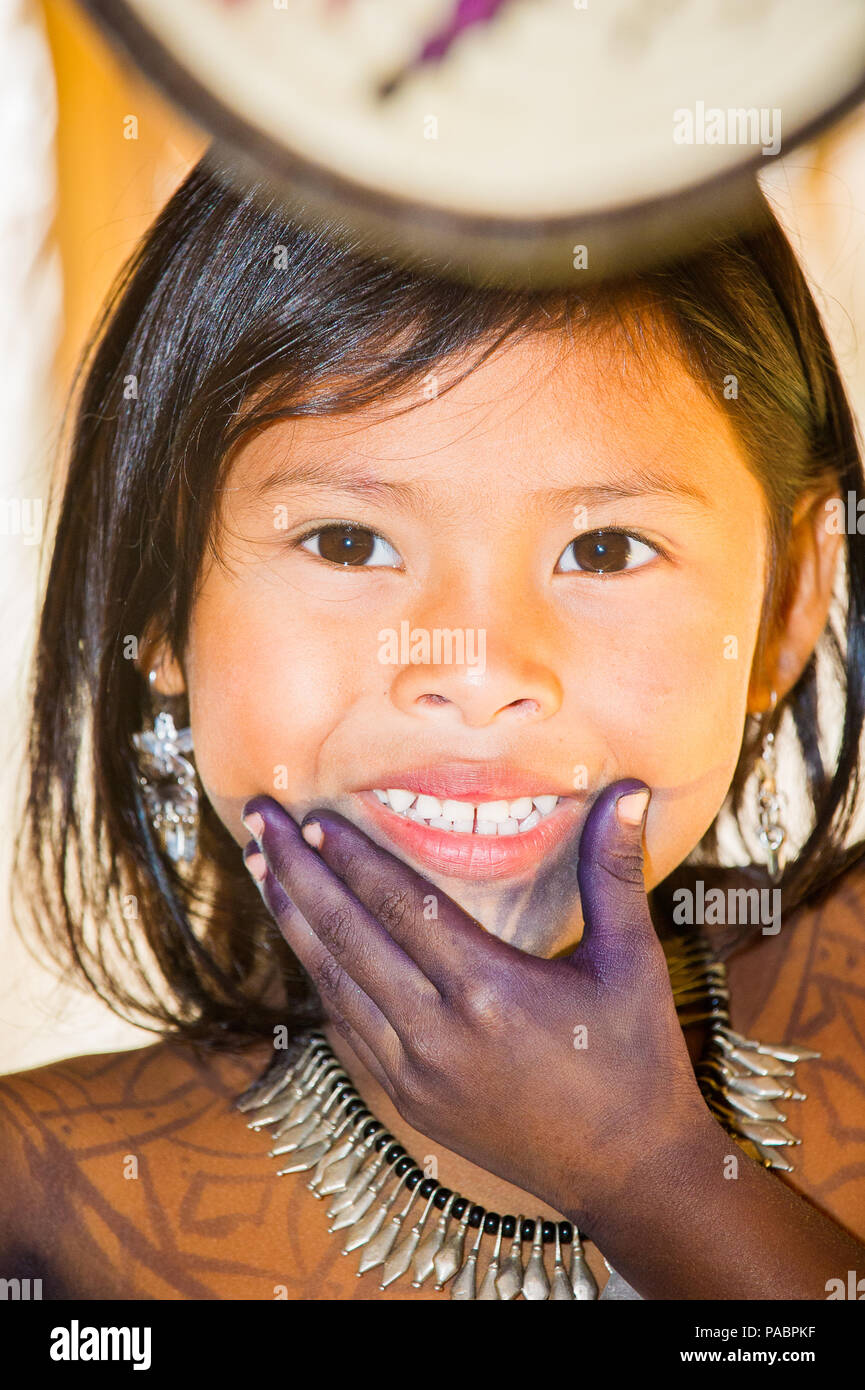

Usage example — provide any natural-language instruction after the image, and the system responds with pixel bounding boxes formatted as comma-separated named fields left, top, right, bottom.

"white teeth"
left=386, top=788, right=416, bottom=813
left=371, top=788, right=561, bottom=835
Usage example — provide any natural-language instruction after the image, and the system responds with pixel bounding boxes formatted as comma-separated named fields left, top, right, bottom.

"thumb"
left=572, top=778, right=654, bottom=982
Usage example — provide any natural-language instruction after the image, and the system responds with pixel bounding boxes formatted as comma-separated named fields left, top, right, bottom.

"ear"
left=136, top=625, right=187, bottom=697
left=747, top=486, right=844, bottom=714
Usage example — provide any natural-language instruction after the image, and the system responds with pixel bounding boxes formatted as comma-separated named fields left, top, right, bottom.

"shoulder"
left=0, top=1037, right=274, bottom=1296
left=0, top=1036, right=272, bottom=1149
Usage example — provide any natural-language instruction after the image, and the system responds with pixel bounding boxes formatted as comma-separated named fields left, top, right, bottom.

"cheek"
left=573, top=584, right=759, bottom=885
left=182, top=588, right=373, bottom=821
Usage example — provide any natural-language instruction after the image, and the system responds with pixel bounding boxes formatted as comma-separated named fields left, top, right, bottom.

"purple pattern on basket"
left=419, top=0, right=512, bottom=62
left=219, top=0, right=513, bottom=96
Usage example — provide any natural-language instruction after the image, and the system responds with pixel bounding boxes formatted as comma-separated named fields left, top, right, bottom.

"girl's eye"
left=555, top=529, right=660, bottom=575
left=299, top=524, right=401, bottom=568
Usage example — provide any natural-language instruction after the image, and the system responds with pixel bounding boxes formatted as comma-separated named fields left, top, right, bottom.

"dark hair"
left=12, top=147, right=865, bottom=1052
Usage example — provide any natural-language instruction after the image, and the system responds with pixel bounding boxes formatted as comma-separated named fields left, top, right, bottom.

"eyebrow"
left=246, top=459, right=714, bottom=513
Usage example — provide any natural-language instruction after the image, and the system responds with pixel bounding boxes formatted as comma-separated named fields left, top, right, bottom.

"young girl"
left=1, top=146, right=864, bottom=1301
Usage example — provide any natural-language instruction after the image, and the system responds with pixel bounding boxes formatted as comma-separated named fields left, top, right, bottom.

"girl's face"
left=152, top=326, right=821, bottom=956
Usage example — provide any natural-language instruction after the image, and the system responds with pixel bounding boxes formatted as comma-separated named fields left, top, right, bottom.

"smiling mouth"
left=371, top=788, right=561, bottom=836
left=357, top=782, right=585, bottom=881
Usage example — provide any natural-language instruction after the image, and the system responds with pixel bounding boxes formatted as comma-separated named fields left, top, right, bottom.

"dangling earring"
left=755, top=688, right=786, bottom=884
left=131, top=669, right=199, bottom=863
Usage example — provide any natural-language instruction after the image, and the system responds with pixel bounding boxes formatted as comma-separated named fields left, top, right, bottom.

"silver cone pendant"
left=570, top=1230, right=599, bottom=1299
left=354, top=1179, right=414, bottom=1272
left=382, top=1191, right=438, bottom=1289
left=451, top=1225, right=484, bottom=1300
left=434, top=1209, right=471, bottom=1289
left=412, top=1194, right=459, bottom=1287
left=599, top=1262, right=643, bottom=1300
left=327, top=1150, right=384, bottom=1219
left=550, top=1225, right=574, bottom=1300
left=521, top=1219, right=550, bottom=1300
left=495, top=1219, right=524, bottom=1301
left=234, top=1033, right=323, bottom=1112
left=477, top=1225, right=503, bottom=1300
left=704, top=1019, right=819, bottom=1172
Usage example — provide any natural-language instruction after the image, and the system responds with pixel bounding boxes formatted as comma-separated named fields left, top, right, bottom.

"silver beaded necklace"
left=234, top=930, right=820, bottom=1300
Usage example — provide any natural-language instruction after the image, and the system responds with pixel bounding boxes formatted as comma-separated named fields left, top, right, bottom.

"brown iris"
left=568, top=530, right=631, bottom=574
left=315, top=525, right=376, bottom=565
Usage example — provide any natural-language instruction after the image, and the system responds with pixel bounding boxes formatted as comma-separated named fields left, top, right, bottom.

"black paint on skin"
left=456, top=816, right=587, bottom=958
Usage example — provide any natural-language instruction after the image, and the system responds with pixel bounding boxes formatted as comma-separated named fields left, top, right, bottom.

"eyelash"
left=292, top=522, right=671, bottom=573
left=294, top=523, right=403, bottom=569
left=556, top=526, right=672, bottom=576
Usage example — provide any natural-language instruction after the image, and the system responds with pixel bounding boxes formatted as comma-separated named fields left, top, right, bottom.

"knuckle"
left=597, top=846, right=645, bottom=889
left=375, top=888, right=412, bottom=932
left=313, top=952, right=345, bottom=1000
left=330, top=1011, right=354, bottom=1044
left=458, top=975, right=516, bottom=1032
left=316, top=904, right=354, bottom=956
left=334, top=850, right=361, bottom=885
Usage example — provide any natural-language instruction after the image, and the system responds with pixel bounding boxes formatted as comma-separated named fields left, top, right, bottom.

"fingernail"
left=241, top=811, right=265, bottom=843
left=616, top=789, right=650, bottom=826
left=244, top=850, right=268, bottom=882
left=301, top=820, right=324, bottom=849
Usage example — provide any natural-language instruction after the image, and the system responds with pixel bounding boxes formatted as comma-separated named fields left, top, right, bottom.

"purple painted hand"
left=240, top=779, right=712, bottom=1228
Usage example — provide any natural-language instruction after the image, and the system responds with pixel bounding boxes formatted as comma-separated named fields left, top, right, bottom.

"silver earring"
left=132, top=671, right=199, bottom=863
left=755, top=688, right=786, bottom=884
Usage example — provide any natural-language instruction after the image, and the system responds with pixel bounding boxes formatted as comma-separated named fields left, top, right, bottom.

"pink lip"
left=357, top=787, right=586, bottom=882
left=355, top=761, right=575, bottom=802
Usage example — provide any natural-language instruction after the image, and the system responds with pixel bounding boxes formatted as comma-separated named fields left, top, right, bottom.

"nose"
left=386, top=598, right=562, bottom=729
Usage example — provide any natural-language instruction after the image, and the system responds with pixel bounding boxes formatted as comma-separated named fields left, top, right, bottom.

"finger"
left=296, top=807, right=524, bottom=994
left=242, top=796, right=438, bottom=1032
left=243, top=840, right=399, bottom=1088
left=573, top=778, right=655, bottom=984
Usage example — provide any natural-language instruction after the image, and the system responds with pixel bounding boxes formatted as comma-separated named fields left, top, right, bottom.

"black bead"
left=559, top=1221, right=574, bottom=1244
left=468, top=1204, right=485, bottom=1229
left=419, top=1177, right=438, bottom=1200
left=405, top=1169, right=424, bottom=1190
left=451, top=1197, right=469, bottom=1220
left=373, top=1132, right=395, bottom=1153
left=483, top=1212, right=500, bottom=1235
left=433, top=1188, right=452, bottom=1210
left=520, top=1218, right=535, bottom=1241
left=361, top=1120, right=381, bottom=1140
left=344, top=1098, right=363, bottom=1116
left=385, top=1143, right=405, bottom=1164
left=394, top=1155, right=414, bottom=1177
left=541, top=1220, right=556, bottom=1244
left=501, top=1215, right=517, bottom=1239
